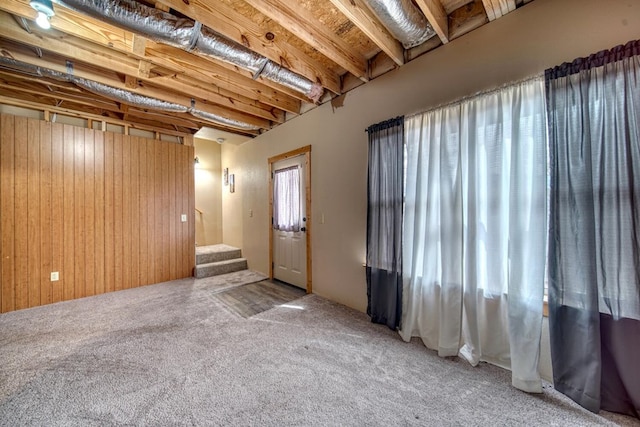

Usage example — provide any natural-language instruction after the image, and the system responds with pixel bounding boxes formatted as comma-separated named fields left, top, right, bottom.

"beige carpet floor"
left=0, top=273, right=638, bottom=426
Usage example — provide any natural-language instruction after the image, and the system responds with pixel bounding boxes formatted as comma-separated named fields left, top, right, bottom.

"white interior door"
left=272, top=155, right=307, bottom=289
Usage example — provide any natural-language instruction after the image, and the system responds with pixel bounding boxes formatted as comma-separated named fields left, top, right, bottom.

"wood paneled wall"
left=0, top=114, right=195, bottom=313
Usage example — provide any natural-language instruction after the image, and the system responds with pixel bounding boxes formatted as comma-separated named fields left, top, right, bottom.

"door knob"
left=300, top=227, right=306, bottom=232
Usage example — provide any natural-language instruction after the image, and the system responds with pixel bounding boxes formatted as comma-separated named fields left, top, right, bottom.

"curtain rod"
left=405, top=74, right=544, bottom=120
left=365, top=115, right=404, bottom=133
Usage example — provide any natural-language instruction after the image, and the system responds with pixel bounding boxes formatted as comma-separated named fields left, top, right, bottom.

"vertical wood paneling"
left=188, top=145, right=195, bottom=275
left=175, top=143, right=184, bottom=278
left=146, top=138, right=156, bottom=285
left=39, top=121, right=52, bottom=306
left=104, top=132, right=115, bottom=294
left=169, top=143, right=177, bottom=280
left=1, top=115, right=15, bottom=312
left=138, top=138, right=149, bottom=286
left=130, top=137, right=140, bottom=287
left=0, top=114, right=195, bottom=313
left=84, top=128, right=95, bottom=297
left=15, top=116, right=29, bottom=310
left=154, top=141, right=163, bottom=284
left=113, top=133, right=123, bottom=291
left=94, top=131, right=105, bottom=295
left=161, top=142, right=170, bottom=282
left=122, top=135, right=132, bottom=289
left=180, top=147, right=190, bottom=277
left=50, top=122, right=64, bottom=304
left=63, top=124, right=75, bottom=301
left=27, top=118, right=41, bottom=308
left=74, top=127, right=85, bottom=299
left=0, top=115, right=2, bottom=312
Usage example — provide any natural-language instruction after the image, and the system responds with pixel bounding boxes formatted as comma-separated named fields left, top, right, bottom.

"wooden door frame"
left=268, top=145, right=312, bottom=293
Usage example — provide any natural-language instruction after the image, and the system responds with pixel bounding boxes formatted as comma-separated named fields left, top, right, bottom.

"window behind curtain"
left=273, top=166, right=301, bottom=232
left=401, top=77, right=548, bottom=393
left=366, top=116, right=404, bottom=330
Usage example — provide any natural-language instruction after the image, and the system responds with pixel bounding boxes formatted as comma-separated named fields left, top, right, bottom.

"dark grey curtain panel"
left=366, top=116, right=404, bottom=330
left=545, top=40, right=640, bottom=418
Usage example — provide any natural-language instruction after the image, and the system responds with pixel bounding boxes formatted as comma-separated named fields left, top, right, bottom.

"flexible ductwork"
left=52, top=0, right=324, bottom=103
left=365, top=0, right=436, bottom=49
left=0, top=56, right=261, bottom=131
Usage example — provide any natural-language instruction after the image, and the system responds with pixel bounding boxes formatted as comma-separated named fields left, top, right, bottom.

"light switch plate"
left=50, top=272, right=59, bottom=281
left=181, top=214, right=187, bottom=222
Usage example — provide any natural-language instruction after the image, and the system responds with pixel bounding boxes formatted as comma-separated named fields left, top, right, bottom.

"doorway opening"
left=268, top=145, right=312, bottom=293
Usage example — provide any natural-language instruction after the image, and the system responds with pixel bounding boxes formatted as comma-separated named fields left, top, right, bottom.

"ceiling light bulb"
left=30, top=0, right=54, bottom=29
left=35, top=11, right=51, bottom=29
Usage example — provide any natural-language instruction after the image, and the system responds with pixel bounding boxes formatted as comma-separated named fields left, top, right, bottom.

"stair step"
left=195, top=258, right=248, bottom=279
left=196, top=244, right=242, bottom=265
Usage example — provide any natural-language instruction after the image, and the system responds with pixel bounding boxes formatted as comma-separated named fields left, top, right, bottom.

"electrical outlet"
left=181, top=214, right=187, bottom=222
left=50, top=272, right=59, bottom=282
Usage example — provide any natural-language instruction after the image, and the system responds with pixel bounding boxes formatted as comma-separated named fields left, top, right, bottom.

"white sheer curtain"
left=400, top=77, right=548, bottom=393
left=273, top=166, right=301, bottom=231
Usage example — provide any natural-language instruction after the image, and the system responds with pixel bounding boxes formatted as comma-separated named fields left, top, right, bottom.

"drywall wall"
left=194, top=138, right=223, bottom=246
left=223, top=0, right=640, bottom=313
left=221, top=144, right=243, bottom=249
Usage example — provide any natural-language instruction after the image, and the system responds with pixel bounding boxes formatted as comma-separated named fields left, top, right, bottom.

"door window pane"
left=273, top=166, right=301, bottom=231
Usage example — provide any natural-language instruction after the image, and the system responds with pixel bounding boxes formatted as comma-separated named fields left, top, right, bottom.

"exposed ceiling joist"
left=328, top=0, right=404, bottom=66
left=482, top=0, right=516, bottom=21
left=0, top=0, right=533, bottom=139
left=143, top=41, right=302, bottom=113
left=414, top=0, right=450, bottom=43
left=156, top=0, right=341, bottom=95
left=0, top=0, right=300, bottom=112
left=0, top=41, right=273, bottom=130
left=244, top=0, right=369, bottom=81
left=0, top=12, right=282, bottom=123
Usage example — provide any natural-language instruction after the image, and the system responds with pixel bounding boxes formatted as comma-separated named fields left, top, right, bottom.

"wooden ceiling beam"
left=137, top=60, right=152, bottom=79
left=0, top=76, right=120, bottom=111
left=156, top=0, right=341, bottom=95
left=481, top=0, right=516, bottom=21
left=144, top=41, right=302, bottom=113
left=414, top=0, right=449, bottom=44
left=244, top=0, right=369, bottom=81
left=0, top=42, right=272, bottom=130
left=0, top=0, right=132, bottom=51
left=0, top=93, right=208, bottom=136
left=131, top=34, right=147, bottom=56
left=0, top=11, right=283, bottom=122
left=0, top=89, right=260, bottom=137
left=0, top=0, right=300, bottom=113
left=449, top=0, right=489, bottom=40
left=328, top=0, right=404, bottom=66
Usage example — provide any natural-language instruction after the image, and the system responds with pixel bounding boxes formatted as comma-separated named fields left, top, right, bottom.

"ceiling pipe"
left=364, top=0, right=436, bottom=49
left=0, top=56, right=262, bottom=131
left=51, top=0, right=324, bottom=103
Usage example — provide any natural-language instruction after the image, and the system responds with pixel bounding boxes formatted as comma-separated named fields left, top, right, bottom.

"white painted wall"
left=221, top=0, right=640, bottom=382
left=194, top=138, right=223, bottom=246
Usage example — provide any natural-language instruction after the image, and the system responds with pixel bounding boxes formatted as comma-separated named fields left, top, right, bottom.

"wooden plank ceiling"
left=0, top=0, right=533, bottom=139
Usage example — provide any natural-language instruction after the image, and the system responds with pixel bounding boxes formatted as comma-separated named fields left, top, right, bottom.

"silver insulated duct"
left=0, top=56, right=261, bottom=131
left=53, top=0, right=324, bottom=103
left=365, top=0, right=436, bottom=49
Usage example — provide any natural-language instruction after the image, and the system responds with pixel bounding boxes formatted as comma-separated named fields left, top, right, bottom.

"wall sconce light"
left=30, top=0, right=55, bottom=29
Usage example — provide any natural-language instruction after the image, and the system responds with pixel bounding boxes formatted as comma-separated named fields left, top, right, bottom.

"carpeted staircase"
left=195, top=244, right=248, bottom=279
